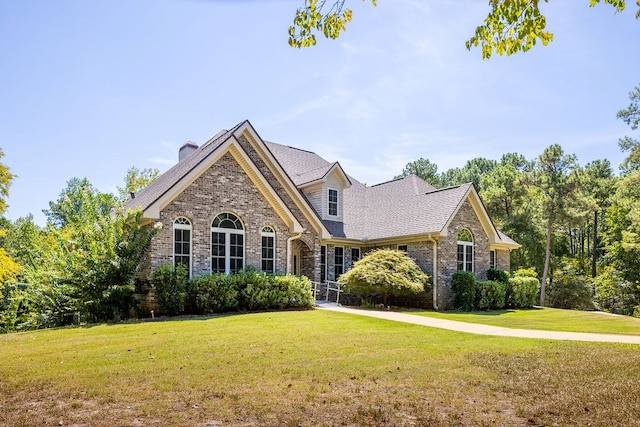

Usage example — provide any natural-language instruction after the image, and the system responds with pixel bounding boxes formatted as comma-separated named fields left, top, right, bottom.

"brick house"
left=127, top=120, right=519, bottom=309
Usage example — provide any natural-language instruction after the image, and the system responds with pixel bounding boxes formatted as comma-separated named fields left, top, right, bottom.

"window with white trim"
left=457, top=229, right=473, bottom=272
left=211, top=212, right=244, bottom=274
left=320, top=245, right=327, bottom=283
left=334, top=246, right=344, bottom=279
left=328, top=188, right=338, bottom=217
left=261, top=226, right=275, bottom=273
left=490, top=250, right=496, bottom=270
left=173, top=217, right=192, bottom=278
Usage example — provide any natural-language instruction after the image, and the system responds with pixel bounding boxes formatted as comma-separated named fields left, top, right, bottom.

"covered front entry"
left=289, top=238, right=314, bottom=279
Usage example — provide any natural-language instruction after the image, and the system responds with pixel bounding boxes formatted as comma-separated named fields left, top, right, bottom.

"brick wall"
left=151, top=152, right=300, bottom=276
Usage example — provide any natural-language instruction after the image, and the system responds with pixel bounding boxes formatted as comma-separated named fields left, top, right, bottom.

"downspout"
left=427, top=234, right=438, bottom=310
left=286, top=231, right=304, bottom=274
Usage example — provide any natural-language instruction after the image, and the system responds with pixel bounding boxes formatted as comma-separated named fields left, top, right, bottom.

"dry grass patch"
left=1, top=310, right=639, bottom=426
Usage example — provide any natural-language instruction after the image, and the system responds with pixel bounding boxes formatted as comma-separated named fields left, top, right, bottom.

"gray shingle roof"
left=128, top=122, right=516, bottom=247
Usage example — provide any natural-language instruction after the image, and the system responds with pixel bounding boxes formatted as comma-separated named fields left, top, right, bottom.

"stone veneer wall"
left=151, top=152, right=299, bottom=276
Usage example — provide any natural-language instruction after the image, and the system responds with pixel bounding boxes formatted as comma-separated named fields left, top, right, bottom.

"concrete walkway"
left=316, top=303, right=640, bottom=345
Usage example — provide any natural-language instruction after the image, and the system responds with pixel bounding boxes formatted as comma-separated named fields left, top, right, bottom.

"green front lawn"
left=405, top=306, right=640, bottom=335
left=1, top=309, right=639, bottom=426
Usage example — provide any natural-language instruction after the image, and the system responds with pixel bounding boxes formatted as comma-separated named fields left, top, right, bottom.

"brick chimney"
left=179, top=141, right=198, bottom=161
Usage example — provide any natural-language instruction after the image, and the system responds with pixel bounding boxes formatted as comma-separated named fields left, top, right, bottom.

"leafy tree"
left=289, top=0, right=639, bottom=57
left=117, top=166, right=160, bottom=204
left=394, top=158, right=441, bottom=187
left=530, top=144, right=583, bottom=305
left=480, top=153, right=529, bottom=223
left=338, top=249, right=429, bottom=306
left=43, top=177, right=116, bottom=229
left=0, top=148, right=15, bottom=216
left=440, top=157, right=497, bottom=191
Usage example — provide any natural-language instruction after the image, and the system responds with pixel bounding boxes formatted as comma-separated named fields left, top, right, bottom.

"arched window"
left=211, top=213, right=244, bottom=274
left=173, top=217, right=192, bottom=277
left=261, top=226, right=275, bottom=273
left=457, top=229, right=473, bottom=272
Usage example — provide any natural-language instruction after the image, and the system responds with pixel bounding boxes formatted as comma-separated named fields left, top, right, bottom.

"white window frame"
left=457, top=229, right=474, bottom=272
left=320, top=245, right=327, bottom=283
left=173, top=217, right=192, bottom=278
left=261, top=226, right=276, bottom=273
left=334, top=246, right=344, bottom=279
left=211, top=213, right=245, bottom=275
left=328, top=188, right=339, bottom=217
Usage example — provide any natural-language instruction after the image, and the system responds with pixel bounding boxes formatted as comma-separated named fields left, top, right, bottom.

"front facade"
left=128, top=121, right=519, bottom=309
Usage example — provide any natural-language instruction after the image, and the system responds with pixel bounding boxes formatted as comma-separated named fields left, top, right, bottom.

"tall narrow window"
left=490, top=250, right=496, bottom=270
left=328, top=188, right=338, bottom=216
left=320, top=245, right=327, bottom=283
left=457, top=229, right=474, bottom=272
left=261, top=226, right=275, bottom=273
left=351, top=248, right=361, bottom=265
left=211, top=212, right=244, bottom=274
left=173, top=217, right=192, bottom=278
left=334, top=246, right=344, bottom=279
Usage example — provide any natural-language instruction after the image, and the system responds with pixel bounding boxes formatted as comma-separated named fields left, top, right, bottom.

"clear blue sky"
left=1, top=0, right=639, bottom=225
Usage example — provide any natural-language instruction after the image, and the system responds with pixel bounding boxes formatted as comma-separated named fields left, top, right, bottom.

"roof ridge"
left=265, top=140, right=317, bottom=155
left=424, top=182, right=471, bottom=194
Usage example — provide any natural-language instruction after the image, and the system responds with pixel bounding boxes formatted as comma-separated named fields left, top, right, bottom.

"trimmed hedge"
left=153, top=264, right=188, bottom=316
left=487, top=268, right=510, bottom=285
left=507, top=276, right=540, bottom=308
left=182, top=270, right=313, bottom=315
left=452, top=271, right=476, bottom=311
left=475, top=280, right=507, bottom=310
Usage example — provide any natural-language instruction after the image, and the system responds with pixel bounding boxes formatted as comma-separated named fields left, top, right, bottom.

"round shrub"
left=186, top=273, right=238, bottom=314
left=507, top=276, right=540, bottom=308
left=339, top=249, right=429, bottom=306
left=487, top=268, right=510, bottom=285
left=475, top=280, right=507, bottom=310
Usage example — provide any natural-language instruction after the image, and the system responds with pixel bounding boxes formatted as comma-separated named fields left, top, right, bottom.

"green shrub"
left=186, top=273, right=238, bottom=314
left=475, top=280, right=507, bottom=310
left=451, top=271, right=475, bottom=311
left=546, top=265, right=594, bottom=310
left=339, top=249, right=429, bottom=306
left=507, top=276, right=540, bottom=308
left=513, top=267, right=538, bottom=278
left=184, top=271, right=313, bottom=314
left=487, top=268, right=510, bottom=285
left=152, top=264, right=188, bottom=316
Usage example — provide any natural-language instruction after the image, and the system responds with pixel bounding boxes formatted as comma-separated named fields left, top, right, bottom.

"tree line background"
left=0, top=84, right=639, bottom=332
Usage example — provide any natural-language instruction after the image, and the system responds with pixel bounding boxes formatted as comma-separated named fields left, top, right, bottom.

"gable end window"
left=261, top=226, right=275, bottom=273
left=211, top=212, right=244, bottom=274
left=173, top=217, right=192, bottom=278
left=328, top=188, right=338, bottom=217
left=457, top=229, right=474, bottom=272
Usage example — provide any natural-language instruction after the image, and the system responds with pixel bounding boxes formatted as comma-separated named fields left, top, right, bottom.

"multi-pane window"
left=457, top=229, right=473, bottom=272
left=328, top=188, right=338, bottom=216
left=334, top=246, right=344, bottom=279
left=490, top=250, right=496, bottom=270
left=211, top=212, right=244, bottom=274
left=351, top=248, right=361, bottom=266
left=173, top=217, right=191, bottom=277
left=261, top=226, right=275, bottom=273
left=320, top=245, right=327, bottom=283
